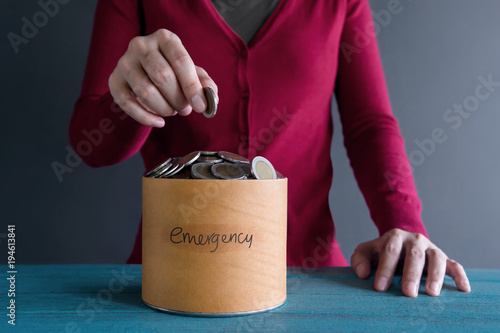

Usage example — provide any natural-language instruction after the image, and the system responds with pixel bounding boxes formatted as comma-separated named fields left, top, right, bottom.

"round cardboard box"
left=142, top=177, right=287, bottom=316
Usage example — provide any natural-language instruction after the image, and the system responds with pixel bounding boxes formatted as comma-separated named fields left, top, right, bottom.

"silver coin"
left=195, top=155, right=224, bottom=164
left=218, top=151, right=250, bottom=164
left=177, top=151, right=201, bottom=166
left=169, top=167, right=192, bottom=179
left=160, top=164, right=184, bottom=178
left=211, top=163, right=246, bottom=180
left=251, top=156, right=277, bottom=180
left=164, top=151, right=201, bottom=178
left=234, top=162, right=252, bottom=177
left=191, top=162, right=217, bottom=179
left=202, top=87, right=217, bottom=118
left=145, top=158, right=172, bottom=178
left=200, top=151, right=218, bottom=156
left=156, top=157, right=179, bottom=177
left=150, top=160, right=174, bottom=178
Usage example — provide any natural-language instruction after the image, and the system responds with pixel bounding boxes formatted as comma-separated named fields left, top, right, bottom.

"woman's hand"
left=109, top=29, right=218, bottom=128
left=350, top=228, right=471, bottom=297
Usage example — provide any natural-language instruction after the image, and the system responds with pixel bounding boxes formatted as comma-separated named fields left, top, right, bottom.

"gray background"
left=1, top=0, right=499, bottom=268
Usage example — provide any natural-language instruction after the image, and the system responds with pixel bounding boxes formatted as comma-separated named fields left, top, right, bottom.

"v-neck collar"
left=202, top=0, right=286, bottom=50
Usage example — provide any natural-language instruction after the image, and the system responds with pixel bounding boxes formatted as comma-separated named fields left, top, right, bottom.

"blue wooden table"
left=7, top=265, right=500, bottom=332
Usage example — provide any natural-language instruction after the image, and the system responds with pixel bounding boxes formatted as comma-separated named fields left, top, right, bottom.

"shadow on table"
left=69, top=277, right=146, bottom=311
left=327, top=270, right=407, bottom=297
left=110, top=288, right=146, bottom=311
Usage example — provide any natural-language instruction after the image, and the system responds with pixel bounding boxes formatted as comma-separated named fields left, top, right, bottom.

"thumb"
left=196, top=66, right=219, bottom=104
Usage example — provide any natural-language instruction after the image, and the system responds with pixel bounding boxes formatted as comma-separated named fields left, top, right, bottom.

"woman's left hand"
left=350, top=228, right=471, bottom=297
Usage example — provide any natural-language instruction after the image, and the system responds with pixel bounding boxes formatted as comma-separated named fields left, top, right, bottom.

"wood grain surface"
left=9, top=265, right=500, bottom=332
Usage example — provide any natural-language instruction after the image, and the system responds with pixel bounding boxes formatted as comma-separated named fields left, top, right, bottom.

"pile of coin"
left=145, top=151, right=283, bottom=180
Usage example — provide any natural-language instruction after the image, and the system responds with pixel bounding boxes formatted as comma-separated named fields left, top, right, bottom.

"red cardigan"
left=70, top=0, right=428, bottom=267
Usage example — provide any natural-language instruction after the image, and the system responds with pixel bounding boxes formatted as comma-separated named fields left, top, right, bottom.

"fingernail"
left=376, top=277, right=389, bottom=291
left=405, top=281, right=418, bottom=295
left=191, top=94, right=206, bottom=112
left=153, top=119, right=165, bottom=127
left=429, top=281, right=440, bottom=293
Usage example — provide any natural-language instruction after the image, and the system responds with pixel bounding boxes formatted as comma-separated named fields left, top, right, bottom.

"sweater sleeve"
left=334, top=0, right=428, bottom=237
left=69, top=0, right=152, bottom=167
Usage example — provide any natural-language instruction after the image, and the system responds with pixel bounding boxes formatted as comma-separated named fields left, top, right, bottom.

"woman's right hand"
left=108, top=29, right=218, bottom=128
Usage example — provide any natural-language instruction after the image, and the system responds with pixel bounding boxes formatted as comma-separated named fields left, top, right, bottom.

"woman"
left=70, top=0, right=470, bottom=297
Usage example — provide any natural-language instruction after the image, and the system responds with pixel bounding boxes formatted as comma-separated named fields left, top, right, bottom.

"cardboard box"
left=142, top=177, right=287, bottom=315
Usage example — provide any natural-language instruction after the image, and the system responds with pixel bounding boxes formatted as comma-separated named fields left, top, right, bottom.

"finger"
left=401, top=242, right=427, bottom=297
left=136, top=97, right=178, bottom=116
left=196, top=66, right=219, bottom=103
left=121, top=65, right=176, bottom=118
left=350, top=242, right=374, bottom=279
left=424, top=248, right=447, bottom=296
left=446, top=259, right=471, bottom=292
left=140, top=50, right=190, bottom=112
left=156, top=30, right=206, bottom=113
left=125, top=35, right=184, bottom=115
left=373, top=233, right=403, bottom=292
left=110, top=79, right=165, bottom=128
